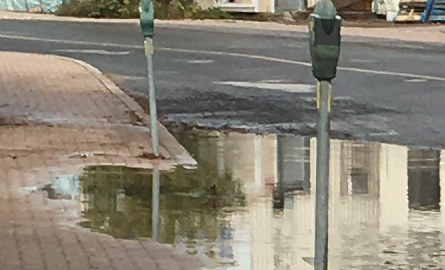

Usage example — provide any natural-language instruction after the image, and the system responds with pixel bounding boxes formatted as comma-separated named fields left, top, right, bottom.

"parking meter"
left=308, top=1, right=341, bottom=82
left=139, top=0, right=154, bottom=38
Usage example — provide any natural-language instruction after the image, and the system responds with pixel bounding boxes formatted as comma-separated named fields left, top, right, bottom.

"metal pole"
left=152, top=168, right=160, bottom=241
left=144, top=37, right=159, bottom=156
left=314, top=80, right=331, bottom=270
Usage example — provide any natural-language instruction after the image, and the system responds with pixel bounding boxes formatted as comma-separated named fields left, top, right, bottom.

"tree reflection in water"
left=78, top=163, right=246, bottom=245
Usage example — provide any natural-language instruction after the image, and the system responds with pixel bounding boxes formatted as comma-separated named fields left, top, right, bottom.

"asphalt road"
left=0, top=19, right=444, bottom=147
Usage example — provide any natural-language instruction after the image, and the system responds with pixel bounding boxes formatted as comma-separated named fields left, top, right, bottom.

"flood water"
left=45, top=129, right=445, bottom=269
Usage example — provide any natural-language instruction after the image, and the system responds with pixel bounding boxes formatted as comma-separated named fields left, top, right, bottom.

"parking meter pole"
left=314, top=80, right=331, bottom=270
left=308, top=0, right=340, bottom=268
left=144, top=38, right=159, bottom=156
left=152, top=168, right=160, bottom=241
left=139, top=0, right=157, bottom=156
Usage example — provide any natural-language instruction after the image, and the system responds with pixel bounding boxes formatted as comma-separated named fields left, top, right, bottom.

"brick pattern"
left=0, top=52, right=202, bottom=270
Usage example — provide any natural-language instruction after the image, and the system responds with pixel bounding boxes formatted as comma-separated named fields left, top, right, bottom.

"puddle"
left=26, top=129, right=445, bottom=269
left=77, top=165, right=246, bottom=243
left=25, top=175, right=80, bottom=200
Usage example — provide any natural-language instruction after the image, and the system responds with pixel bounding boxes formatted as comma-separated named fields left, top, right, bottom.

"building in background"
left=197, top=0, right=306, bottom=13
left=0, top=0, right=61, bottom=12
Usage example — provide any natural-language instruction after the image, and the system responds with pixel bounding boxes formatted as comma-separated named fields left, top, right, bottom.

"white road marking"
left=159, top=48, right=445, bottom=82
left=53, top=49, right=130, bottom=55
left=281, top=44, right=305, bottom=49
left=397, top=44, right=425, bottom=49
left=368, top=130, right=399, bottom=137
left=188, top=60, right=213, bottom=64
left=174, top=59, right=214, bottom=64
left=302, top=96, right=352, bottom=101
left=156, top=70, right=179, bottom=75
left=0, top=32, right=444, bottom=82
left=258, top=79, right=293, bottom=83
left=214, top=81, right=314, bottom=93
left=406, top=78, right=427, bottom=82
left=350, top=59, right=378, bottom=63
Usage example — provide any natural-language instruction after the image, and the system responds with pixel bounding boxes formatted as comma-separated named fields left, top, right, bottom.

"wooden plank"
left=399, top=6, right=428, bottom=13
left=400, top=3, right=427, bottom=6
left=399, top=0, right=428, bottom=3
left=394, top=14, right=423, bottom=21
left=400, top=4, right=427, bottom=8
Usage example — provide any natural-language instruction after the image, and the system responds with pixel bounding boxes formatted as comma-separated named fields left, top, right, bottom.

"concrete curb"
left=0, top=10, right=139, bottom=23
left=52, top=54, right=197, bottom=167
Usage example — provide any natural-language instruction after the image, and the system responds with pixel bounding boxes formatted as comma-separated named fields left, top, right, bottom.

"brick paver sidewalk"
left=0, top=52, right=202, bottom=270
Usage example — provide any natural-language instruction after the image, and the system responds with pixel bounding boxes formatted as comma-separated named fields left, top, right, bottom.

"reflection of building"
left=222, top=133, right=277, bottom=200
left=162, top=131, right=445, bottom=269
left=77, top=130, right=445, bottom=269
left=277, top=135, right=311, bottom=193
left=226, top=134, right=445, bottom=269
left=441, top=151, right=445, bottom=225
left=340, top=142, right=380, bottom=196
left=379, top=143, right=409, bottom=230
left=204, top=133, right=445, bottom=268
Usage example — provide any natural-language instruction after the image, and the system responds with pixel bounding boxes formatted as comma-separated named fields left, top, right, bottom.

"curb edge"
left=53, top=54, right=197, bottom=167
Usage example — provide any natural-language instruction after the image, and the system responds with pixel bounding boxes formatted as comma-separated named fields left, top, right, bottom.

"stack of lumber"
left=394, top=0, right=445, bottom=22
left=394, top=0, right=428, bottom=22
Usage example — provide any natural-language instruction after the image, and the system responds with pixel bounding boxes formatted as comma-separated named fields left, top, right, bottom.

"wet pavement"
left=29, top=128, right=445, bottom=269
left=0, top=51, right=202, bottom=270
left=3, top=19, right=445, bottom=147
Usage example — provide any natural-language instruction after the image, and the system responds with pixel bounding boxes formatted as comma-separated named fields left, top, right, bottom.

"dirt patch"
left=0, top=115, right=30, bottom=126
left=137, top=150, right=168, bottom=160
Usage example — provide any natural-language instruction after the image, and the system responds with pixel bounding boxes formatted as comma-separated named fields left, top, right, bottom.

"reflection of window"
left=115, top=189, right=125, bottom=212
left=276, top=136, right=311, bottom=193
left=349, top=168, right=369, bottom=195
left=341, top=142, right=379, bottom=196
left=408, top=149, right=440, bottom=211
left=408, top=170, right=440, bottom=210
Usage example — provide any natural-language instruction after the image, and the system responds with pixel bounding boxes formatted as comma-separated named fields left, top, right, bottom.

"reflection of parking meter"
left=218, top=226, right=234, bottom=263
left=308, top=1, right=341, bottom=270
left=139, top=0, right=154, bottom=38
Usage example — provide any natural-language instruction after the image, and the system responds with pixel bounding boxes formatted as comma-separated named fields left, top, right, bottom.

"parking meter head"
left=308, top=12, right=341, bottom=81
left=313, top=0, right=337, bottom=19
left=139, top=0, right=154, bottom=38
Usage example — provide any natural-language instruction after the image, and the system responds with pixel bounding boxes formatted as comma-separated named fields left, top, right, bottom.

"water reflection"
left=152, top=168, right=160, bottom=241
left=74, top=130, right=445, bottom=269
left=78, top=165, right=246, bottom=245
left=408, top=148, right=441, bottom=211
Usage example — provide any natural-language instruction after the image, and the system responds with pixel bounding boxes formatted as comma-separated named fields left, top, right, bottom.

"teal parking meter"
left=308, top=0, right=341, bottom=81
left=139, top=0, right=154, bottom=38
left=139, top=0, right=159, bottom=156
